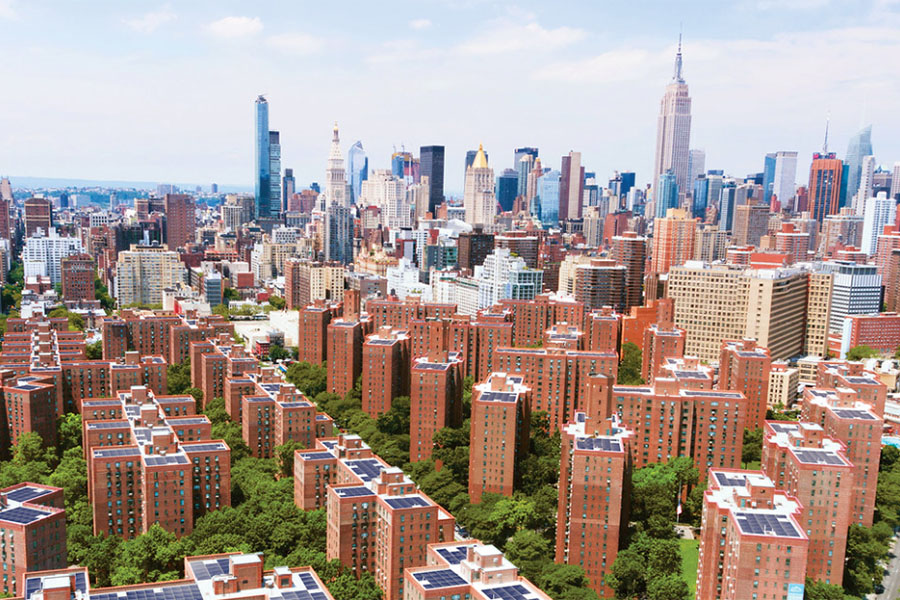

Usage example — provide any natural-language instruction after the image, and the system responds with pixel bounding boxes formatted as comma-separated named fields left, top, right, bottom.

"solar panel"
left=144, top=455, right=190, bottom=466
left=793, top=449, right=847, bottom=466
left=767, top=422, right=800, bottom=434
left=436, top=546, right=469, bottom=565
left=0, top=506, right=50, bottom=524
left=734, top=512, right=801, bottom=538
left=87, top=421, right=130, bottom=429
left=5, top=486, right=52, bottom=503
left=479, top=391, right=518, bottom=403
left=93, top=447, right=141, bottom=458
left=575, top=437, right=622, bottom=452
left=833, top=408, right=876, bottom=421
left=481, top=584, right=534, bottom=600
left=346, top=458, right=385, bottom=482
left=335, top=487, right=374, bottom=498
left=297, top=572, right=319, bottom=590
left=412, top=569, right=468, bottom=589
left=385, top=496, right=429, bottom=509
left=182, top=443, right=228, bottom=453
left=300, top=452, right=336, bottom=461
left=189, top=557, right=231, bottom=581
left=714, top=472, right=748, bottom=488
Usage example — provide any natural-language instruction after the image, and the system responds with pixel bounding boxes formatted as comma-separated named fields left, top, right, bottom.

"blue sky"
left=1, top=0, right=899, bottom=194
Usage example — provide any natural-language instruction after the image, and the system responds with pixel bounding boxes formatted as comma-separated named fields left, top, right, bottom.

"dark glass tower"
left=420, top=145, right=445, bottom=215
left=254, top=95, right=271, bottom=219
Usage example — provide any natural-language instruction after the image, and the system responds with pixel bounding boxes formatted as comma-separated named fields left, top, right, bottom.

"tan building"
left=768, top=361, right=799, bottom=408
left=668, top=262, right=808, bottom=361
left=731, top=203, right=770, bottom=247
left=651, top=208, right=696, bottom=274
left=692, top=224, right=728, bottom=262
left=250, top=241, right=307, bottom=281
left=805, top=271, right=833, bottom=357
left=114, top=244, right=186, bottom=307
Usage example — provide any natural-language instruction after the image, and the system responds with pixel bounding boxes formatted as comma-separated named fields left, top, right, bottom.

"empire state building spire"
left=673, top=33, right=684, bottom=83
left=651, top=35, right=692, bottom=207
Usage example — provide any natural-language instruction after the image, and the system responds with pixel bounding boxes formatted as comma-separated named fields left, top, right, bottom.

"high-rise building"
left=465, top=148, right=488, bottom=171
left=60, top=254, right=96, bottom=302
left=23, top=197, right=52, bottom=237
left=476, top=248, right=543, bottom=309
left=410, top=351, right=463, bottom=463
left=463, top=145, right=495, bottom=226
left=762, top=152, right=777, bottom=202
left=163, top=193, right=196, bottom=251
left=325, top=123, right=348, bottom=207
left=268, top=131, right=282, bottom=216
left=731, top=203, right=769, bottom=247
left=718, top=181, right=737, bottom=231
left=361, top=327, right=410, bottom=418
left=654, top=170, right=679, bottom=218
left=537, top=169, right=561, bottom=227
left=347, top=140, right=368, bottom=205
left=22, top=227, right=84, bottom=284
left=324, top=202, right=353, bottom=265
left=556, top=413, right=632, bottom=596
left=641, top=321, right=685, bottom=383
left=772, top=150, right=798, bottom=207
left=691, top=174, right=708, bottom=219
left=817, top=260, right=881, bottom=333
left=457, top=230, right=494, bottom=274
left=327, top=317, right=371, bottom=398
left=0, top=483, right=66, bottom=596
left=861, top=191, right=896, bottom=255
left=688, top=148, right=706, bottom=190
left=809, top=152, right=844, bottom=223
left=515, top=148, right=538, bottom=197
left=570, top=258, right=626, bottom=312
left=281, top=168, right=295, bottom=214
left=611, top=231, right=646, bottom=309
left=652, top=37, right=692, bottom=201
left=559, top=151, right=584, bottom=221
left=719, top=339, right=772, bottom=429
left=496, top=168, right=518, bottom=212
left=651, top=208, right=697, bottom=274
left=419, top=145, right=444, bottom=215
left=114, top=244, right=186, bottom=307
left=254, top=95, right=271, bottom=219
left=845, top=125, right=873, bottom=202
left=854, top=154, right=877, bottom=215
left=891, top=162, right=900, bottom=200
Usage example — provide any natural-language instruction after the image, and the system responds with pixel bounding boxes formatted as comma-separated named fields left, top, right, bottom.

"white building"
left=854, top=155, right=877, bottom=216
left=386, top=258, right=432, bottom=301
left=115, top=244, right=186, bottom=306
left=476, top=248, right=543, bottom=310
left=325, top=123, right=348, bottom=207
left=463, top=145, right=495, bottom=227
left=89, top=212, right=110, bottom=228
left=271, top=226, right=302, bottom=244
left=651, top=40, right=692, bottom=201
left=861, top=192, right=896, bottom=255
left=360, top=169, right=409, bottom=229
left=772, top=151, right=798, bottom=207
left=22, top=227, right=84, bottom=284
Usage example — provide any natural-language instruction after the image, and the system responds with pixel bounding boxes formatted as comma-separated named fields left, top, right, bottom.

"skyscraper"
left=463, top=144, right=495, bottom=227
left=762, top=152, right=776, bottom=202
left=325, top=202, right=353, bottom=265
left=559, top=151, right=584, bottom=221
left=347, top=141, right=368, bottom=205
left=772, top=151, right=798, bottom=207
left=861, top=192, right=896, bottom=255
left=325, top=123, right=348, bottom=207
left=655, top=171, right=678, bottom=219
left=282, top=168, right=295, bottom=214
left=23, top=197, right=52, bottom=237
left=718, top=181, right=737, bottom=231
left=652, top=36, right=692, bottom=202
left=809, top=152, right=844, bottom=224
left=254, top=95, right=270, bottom=219
left=691, top=174, right=708, bottom=219
left=537, top=170, right=561, bottom=227
left=163, top=193, right=196, bottom=251
left=845, top=125, right=873, bottom=201
left=465, top=148, right=488, bottom=172
left=855, top=155, right=876, bottom=215
left=268, top=131, right=281, bottom=216
left=496, top=169, right=518, bottom=212
left=514, top=147, right=539, bottom=198
left=419, top=145, right=444, bottom=214
left=688, top=148, right=706, bottom=189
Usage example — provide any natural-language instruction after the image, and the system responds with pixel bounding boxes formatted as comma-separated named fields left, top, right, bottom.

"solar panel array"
left=14, top=383, right=42, bottom=391
left=189, top=557, right=231, bottom=581
left=833, top=408, right=876, bottom=421
left=412, top=569, right=468, bottom=589
left=767, top=422, right=800, bottom=434
left=384, top=496, right=429, bottom=509
left=335, top=487, right=374, bottom=498
left=0, top=506, right=50, bottom=524
left=436, top=546, right=469, bottom=565
left=346, top=458, right=385, bottom=482
left=575, top=437, right=622, bottom=452
left=714, top=472, right=749, bottom=488
left=684, top=390, right=743, bottom=398
left=481, top=583, right=536, bottom=600
left=279, top=401, right=312, bottom=408
left=24, top=572, right=87, bottom=600
left=182, top=443, right=228, bottom=453
left=145, top=454, right=190, bottom=467
left=91, top=582, right=203, bottom=600
left=793, top=449, right=847, bottom=466
left=414, top=362, right=451, bottom=371
left=87, top=421, right=130, bottom=429
left=94, top=447, right=141, bottom=458
left=479, top=391, right=518, bottom=403
left=674, top=370, right=709, bottom=379
left=734, top=512, right=801, bottom=538
left=5, top=486, right=52, bottom=503
left=299, top=452, right=336, bottom=462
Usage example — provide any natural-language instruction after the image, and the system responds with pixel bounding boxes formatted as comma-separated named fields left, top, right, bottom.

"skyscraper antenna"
left=823, top=113, right=830, bottom=153
left=673, top=28, right=684, bottom=83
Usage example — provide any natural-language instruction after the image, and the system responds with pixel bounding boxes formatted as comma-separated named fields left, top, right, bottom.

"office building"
left=559, top=151, right=584, bottom=221
left=267, top=131, right=281, bottom=215
left=816, top=261, right=881, bottom=333
left=0, top=483, right=66, bottom=596
left=463, top=145, right=496, bottom=227
left=537, top=169, right=561, bottom=228
left=347, top=140, right=368, bottom=205
left=324, top=202, right=353, bottom=265
left=652, top=37, right=692, bottom=201
left=325, top=123, right=348, bottom=207
left=60, top=254, right=96, bottom=301
left=496, top=169, right=518, bottom=212
left=861, top=191, right=896, bottom=255
left=419, top=145, right=444, bottom=215
left=410, top=351, right=463, bottom=463
left=114, top=244, right=186, bottom=307
left=515, top=150, right=537, bottom=198
left=22, top=227, right=84, bottom=284
left=688, top=148, right=706, bottom=189
left=809, top=152, right=844, bottom=223
left=254, top=95, right=271, bottom=219
left=476, top=248, right=542, bottom=309
left=570, top=258, right=626, bottom=312
left=845, top=125, right=873, bottom=201
left=691, top=174, right=708, bottom=219
left=84, top=386, right=230, bottom=538
left=696, top=469, right=808, bottom=600
left=772, top=150, right=798, bottom=206
left=282, top=168, right=296, bottom=214
left=651, top=208, right=697, bottom=275
left=556, top=413, right=632, bottom=596
left=718, top=181, right=737, bottom=231
left=654, top=170, right=678, bottom=218
left=731, top=203, right=769, bottom=247
left=855, top=155, right=877, bottom=214
left=284, top=259, right=344, bottom=309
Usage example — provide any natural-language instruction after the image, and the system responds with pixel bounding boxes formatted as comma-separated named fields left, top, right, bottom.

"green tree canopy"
left=617, top=342, right=644, bottom=385
left=846, top=345, right=879, bottom=361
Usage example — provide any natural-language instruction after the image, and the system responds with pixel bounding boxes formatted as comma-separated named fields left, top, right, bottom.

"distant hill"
left=8, top=175, right=251, bottom=194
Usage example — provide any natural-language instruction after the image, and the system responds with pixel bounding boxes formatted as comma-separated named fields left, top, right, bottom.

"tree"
left=742, top=428, right=763, bottom=467
left=285, top=362, right=327, bottom=397
left=185, top=387, right=203, bottom=410
left=846, top=345, right=879, bottom=361
left=842, top=523, right=889, bottom=596
left=167, top=360, right=192, bottom=395
left=803, top=578, right=850, bottom=600
left=212, top=304, right=229, bottom=318
left=57, top=413, right=83, bottom=454
left=504, top=530, right=552, bottom=582
left=617, top=342, right=644, bottom=385
left=274, top=439, right=305, bottom=476
left=85, top=339, right=103, bottom=359
left=268, top=296, right=286, bottom=310
left=537, top=563, right=598, bottom=600
left=646, top=575, right=690, bottom=600
left=223, top=287, right=240, bottom=302
left=268, top=343, right=290, bottom=362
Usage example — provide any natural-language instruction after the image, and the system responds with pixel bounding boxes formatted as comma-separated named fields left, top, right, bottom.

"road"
left=875, top=534, right=900, bottom=600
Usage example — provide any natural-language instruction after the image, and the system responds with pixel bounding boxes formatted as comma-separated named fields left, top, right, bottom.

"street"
left=875, top=534, right=900, bottom=600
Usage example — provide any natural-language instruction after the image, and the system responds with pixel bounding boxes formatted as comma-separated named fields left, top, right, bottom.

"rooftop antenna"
left=823, top=112, right=830, bottom=153
left=673, top=26, right=684, bottom=83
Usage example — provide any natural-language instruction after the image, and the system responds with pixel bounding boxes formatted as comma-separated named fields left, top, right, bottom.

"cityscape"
left=2, top=3, right=900, bottom=600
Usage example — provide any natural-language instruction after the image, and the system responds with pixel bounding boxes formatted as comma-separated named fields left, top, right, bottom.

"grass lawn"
left=679, top=538, right=700, bottom=596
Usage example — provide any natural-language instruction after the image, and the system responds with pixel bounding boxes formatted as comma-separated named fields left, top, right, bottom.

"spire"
left=472, top=143, right=489, bottom=169
left=672, top=32, right=684, bottom=83
left=332, top=122, right=340, bottom=144
left=823, top=114, right=830, bottom=153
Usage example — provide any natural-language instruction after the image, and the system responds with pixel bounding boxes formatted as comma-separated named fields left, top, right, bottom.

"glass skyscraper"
left=420, top=145, right=445, bottom=215
left=268, top=131, right=281, bottom=217
left=655, top=171, right=679, bottom=219
left=845, top=125, right=873, bottom=201
left=537, top=170, right=561, bottom=228
left=254, top=96, right=270, bottom=219
left=763, top=152, right=776, bottom=203
left=692, top=174, right=708, bottom=219
left=496, top=169, right=518, bottom=212
left=718, top=181, right=737, bottom=231
left=348, top=141, right=368, bottom=205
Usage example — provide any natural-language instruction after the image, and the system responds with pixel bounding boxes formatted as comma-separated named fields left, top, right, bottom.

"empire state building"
left=651, top=37, right=692, bottom=205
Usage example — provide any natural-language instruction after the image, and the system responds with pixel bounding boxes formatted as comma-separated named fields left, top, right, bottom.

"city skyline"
left=0, top=1, right=899, bottom=190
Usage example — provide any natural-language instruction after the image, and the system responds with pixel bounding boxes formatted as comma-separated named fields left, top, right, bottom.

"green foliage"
left=376, top=396, right=411, bottom=435
left=765, top=407, right=800, bottom=421
left=2, top=261, right=24, bottom=314
left=536, top=563, right=599, bottom=600
left=48, top=306, right=85, bottom=331
left=57, top=413, right=83, bottom=454
left=803, top=578, right=852, bottom=600
left=285, top=362, right=327, bottom=397
left=268, top=343, right=290, bottom=362
left=607, top=534, right=685, bottom=599
left=617, top=342, right=644, bottom=385
left=85, top=339, right=103, bottom=359
left=274, top=439, right=305, bottom=477
left=268, top=296, right=286, bottom=310
left=167, top=359, right=192, bottom=395
left=185, top=387, right=204, bottom=411
left=203, top=398, right=250, bottom=464
left=846, top=345, right=879, bottom=361
left=212, top=303, right=230, bottom=318
left=223, top=287, right=240, bottom=302
left=504, top=530, right=552, bottom=582
left=842, top=523, right=890, bottom=596
left=123, top=302, right=164, bottom=310
left=742, top=428, right=763, bottom=467
left=631, top=457, right=698, bottom=536
left=94, top=276, right=115, bottom=313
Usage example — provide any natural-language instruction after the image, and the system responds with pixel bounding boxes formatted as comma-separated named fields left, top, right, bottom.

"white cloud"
left=535, top=48, right=663, bottom=83
left=0, top=0, right=16, bottom=19
left=205, top=16, right=262, bottom=39
left=456, top=20, right=586, bottom=55
left=409, top=18, right=431, bottom=30
left=266, top=33, right=323, bottom=55
left=124, top=5, right=175, bottom=33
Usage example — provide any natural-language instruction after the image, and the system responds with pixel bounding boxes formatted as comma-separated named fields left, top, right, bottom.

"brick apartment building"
left=361, top=328, right=410, bottom=418
left=0, top=483, right=66, bottom=596
left=410, top=352, right=463, bottom=463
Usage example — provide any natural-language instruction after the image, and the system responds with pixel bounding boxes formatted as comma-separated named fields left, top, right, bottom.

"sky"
left=1, top=0, right=899, bottom=195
